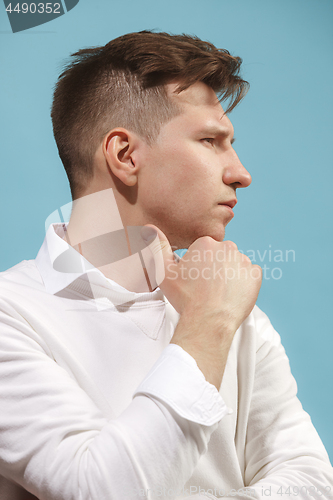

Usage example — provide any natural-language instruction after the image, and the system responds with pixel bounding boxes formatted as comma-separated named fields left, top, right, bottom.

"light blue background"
left=0, top=0, right=332, bottom=461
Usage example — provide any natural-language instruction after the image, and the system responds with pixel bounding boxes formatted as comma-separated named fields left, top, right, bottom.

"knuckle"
left=223, top=240, right=238, bottom=250
left=196, top=235, right=215, bottom=248
left=252, top=265, right=262, bottom=280
left=200, top=235, right=214, bottom=244
left=241, top=254, right=251, bottom=264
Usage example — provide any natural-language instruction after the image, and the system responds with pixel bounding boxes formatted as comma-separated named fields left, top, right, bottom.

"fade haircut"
left=51, top=30, right=249, bottom=199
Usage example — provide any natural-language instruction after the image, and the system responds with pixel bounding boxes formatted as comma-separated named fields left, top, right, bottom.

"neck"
left=64, top=189, right=156, bottom=293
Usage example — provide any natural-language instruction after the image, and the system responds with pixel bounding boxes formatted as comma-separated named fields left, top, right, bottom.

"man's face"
left=137, top=81, right=252, bottom=249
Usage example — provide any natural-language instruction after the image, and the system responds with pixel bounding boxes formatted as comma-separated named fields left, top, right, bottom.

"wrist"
left=170, top=312, right=235, bottom=390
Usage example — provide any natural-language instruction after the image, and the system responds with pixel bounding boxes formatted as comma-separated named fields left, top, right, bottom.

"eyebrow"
left=200, top=126, right=235, bottom=144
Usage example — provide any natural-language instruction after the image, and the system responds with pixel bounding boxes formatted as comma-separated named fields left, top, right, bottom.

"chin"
left=180, top=228, right=226, bottom=249
left=212, top=233, right=225, bottom=242
left=204, top=225, right=226, bottom=243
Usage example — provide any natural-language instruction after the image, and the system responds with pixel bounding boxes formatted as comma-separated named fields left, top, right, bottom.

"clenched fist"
left=141, top=225, right=262, bottom=389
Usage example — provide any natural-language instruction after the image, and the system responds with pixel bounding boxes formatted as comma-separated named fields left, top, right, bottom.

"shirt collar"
left=35, top=223, right=104, bottom=294
left=35, top=223, right=166, bottom=303
left=35, top=222, right=184, bottom=314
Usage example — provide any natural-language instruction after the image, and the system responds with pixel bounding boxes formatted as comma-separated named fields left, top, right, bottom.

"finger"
left=241, top=253, right=252, bottom=264
left=251, top=264, right=263, bottom=282
left=140, top=224, right=176, bottom=286
left=223, top=240, right=238, bottom=251
left=141, top=224, right=175, bottom=261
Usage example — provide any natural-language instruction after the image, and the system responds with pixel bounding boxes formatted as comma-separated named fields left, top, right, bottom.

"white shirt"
left=0, top=223, right=332, bottom=500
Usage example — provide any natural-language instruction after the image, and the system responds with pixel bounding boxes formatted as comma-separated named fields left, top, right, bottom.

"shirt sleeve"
left=180, top=309, right=333, bottom=500
left=243, top=312, right=333, bottom=499
left=0, top=297, right=228, bottom=500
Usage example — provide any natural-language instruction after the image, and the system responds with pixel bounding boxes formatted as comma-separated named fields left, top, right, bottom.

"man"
left=0, top=30, right=332, bottom=500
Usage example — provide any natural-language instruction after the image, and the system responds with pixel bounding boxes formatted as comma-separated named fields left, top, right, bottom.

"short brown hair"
left=51, top=30, right=248, bottom=199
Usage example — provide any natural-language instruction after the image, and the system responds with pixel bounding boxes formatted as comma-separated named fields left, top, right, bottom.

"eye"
left=202, top=138, right=214, bottom=145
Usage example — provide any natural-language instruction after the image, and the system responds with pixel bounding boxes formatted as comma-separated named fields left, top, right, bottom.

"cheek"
left=147, top=150, right=190, bottom=195
left=142, top=142, right=217, bottom=204
left=163, top=146, right=211, bottom=186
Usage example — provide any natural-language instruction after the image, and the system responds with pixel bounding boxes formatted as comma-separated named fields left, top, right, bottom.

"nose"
left=222, top=149, right=252, bottom=188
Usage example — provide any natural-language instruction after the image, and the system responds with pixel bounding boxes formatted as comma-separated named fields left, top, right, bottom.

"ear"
left=103, top=129, right=140, bottom=187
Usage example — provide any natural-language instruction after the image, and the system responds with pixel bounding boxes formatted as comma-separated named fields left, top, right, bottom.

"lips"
left=218, top=199, right=237, bottom=209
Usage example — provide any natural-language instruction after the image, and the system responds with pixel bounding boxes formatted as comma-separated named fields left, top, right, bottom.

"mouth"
left=217, top=199, right=237, bottom=219
left=218, top=199, right=237, bottom=209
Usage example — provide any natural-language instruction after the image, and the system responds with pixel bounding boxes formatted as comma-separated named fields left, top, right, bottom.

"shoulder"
left=238, top=305, right=282, bottom=354
left=0, top=259, right=45, bottom=302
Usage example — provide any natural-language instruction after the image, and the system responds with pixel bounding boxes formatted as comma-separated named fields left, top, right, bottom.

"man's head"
left=128, top=81, right=252, bottom=248
left=51, top=30, right=248, bottom=201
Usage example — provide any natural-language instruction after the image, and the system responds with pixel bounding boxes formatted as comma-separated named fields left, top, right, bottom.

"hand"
left=141, top=225, right=262, bottom=389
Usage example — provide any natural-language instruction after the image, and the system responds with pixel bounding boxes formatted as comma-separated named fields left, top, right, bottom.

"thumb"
left=140, top=224, right=176, bottom=287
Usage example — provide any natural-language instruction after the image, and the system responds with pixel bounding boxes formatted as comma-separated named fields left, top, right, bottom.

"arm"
left=180, top=310, right=333, bottom=500
left=0, top=297, right=227, bottom=500
left=142, top=226, right=333, bottom=500
left=243, top=309, right=333, bottom=499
